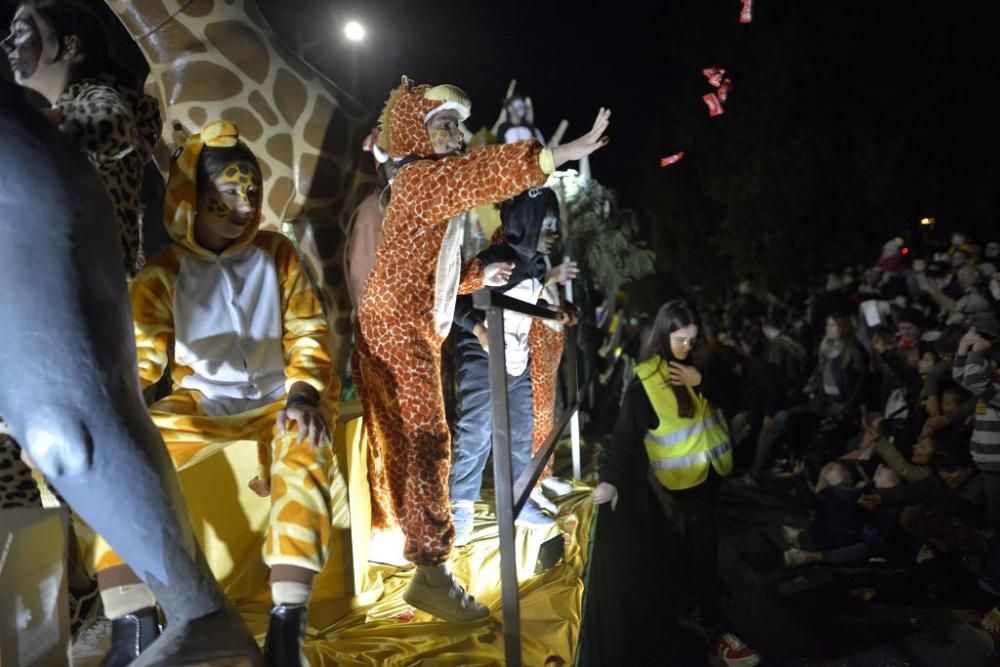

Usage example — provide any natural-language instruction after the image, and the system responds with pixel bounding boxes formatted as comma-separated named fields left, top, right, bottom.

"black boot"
left=99, top=606, right=161, bottom=667
left=264, top=603, right=307, bottom=667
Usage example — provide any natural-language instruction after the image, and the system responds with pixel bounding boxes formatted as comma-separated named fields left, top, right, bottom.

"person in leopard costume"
left=353, top=74, right=609, bottom=622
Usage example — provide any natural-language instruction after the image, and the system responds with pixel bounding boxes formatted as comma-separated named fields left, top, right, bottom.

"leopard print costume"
left=353, top=77, right=553, bottom=566
left=0, top=425, right=41, bottom=510
left=56, top=77, right=162, bottom=279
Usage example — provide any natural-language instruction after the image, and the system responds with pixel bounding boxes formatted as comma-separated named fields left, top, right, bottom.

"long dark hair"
left=21, top=0, right=110, bottom=80
left=640, top=300, right=700, bottom=419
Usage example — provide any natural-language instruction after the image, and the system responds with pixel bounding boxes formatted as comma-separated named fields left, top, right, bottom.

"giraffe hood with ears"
left=164, top=120, right=261, bottom=259
left=377, top=76, right=471, bottom=160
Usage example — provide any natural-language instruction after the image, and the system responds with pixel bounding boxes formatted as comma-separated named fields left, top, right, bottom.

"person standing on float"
left=354, top=75, right=609, bottom=621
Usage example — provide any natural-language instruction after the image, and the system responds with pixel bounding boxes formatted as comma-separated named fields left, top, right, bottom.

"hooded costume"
left=354, top=76, right=555, bottom=566
left=56, top=75, right=161, bottom=279
left=92, top=121, right=337, bottom=575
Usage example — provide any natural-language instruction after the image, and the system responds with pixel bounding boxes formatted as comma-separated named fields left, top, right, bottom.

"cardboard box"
left=0, top=507, right=70, bottom=667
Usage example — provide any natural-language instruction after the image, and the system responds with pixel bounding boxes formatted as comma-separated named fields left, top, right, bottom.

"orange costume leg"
left=355, top=323, right=454, bottom=566
left=528, top=324, right=565, bottom=478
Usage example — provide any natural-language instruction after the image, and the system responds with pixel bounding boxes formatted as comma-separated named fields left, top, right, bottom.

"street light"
left=344, top=20, right=365, bottom=42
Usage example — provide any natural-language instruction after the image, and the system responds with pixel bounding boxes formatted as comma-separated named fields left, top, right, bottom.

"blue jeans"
left=449, top=330, right=534, bottom=504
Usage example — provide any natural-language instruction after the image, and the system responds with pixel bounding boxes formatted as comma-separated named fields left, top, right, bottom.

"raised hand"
left=552, top=108, right=611, bottom=167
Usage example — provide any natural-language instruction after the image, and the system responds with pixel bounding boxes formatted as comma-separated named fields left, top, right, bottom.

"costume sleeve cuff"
left=538, top=147, right=556, bottom=175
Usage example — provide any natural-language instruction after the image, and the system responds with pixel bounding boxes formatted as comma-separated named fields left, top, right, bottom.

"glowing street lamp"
left=344, top=20, right=366, bottom=42
left=920, top=217, right=936, bottom=226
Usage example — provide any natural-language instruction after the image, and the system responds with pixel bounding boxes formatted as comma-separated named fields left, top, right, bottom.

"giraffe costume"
left=528, top=312, right=565, bottom=475
left=92, top=121, right=338, bottom=576
left=354, top=76, right=556, bottom=566
left=105, top=0, right=370, bottom=368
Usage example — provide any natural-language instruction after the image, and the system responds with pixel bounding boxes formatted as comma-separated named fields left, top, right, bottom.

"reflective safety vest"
left=637, top=355, right=733, bottom=490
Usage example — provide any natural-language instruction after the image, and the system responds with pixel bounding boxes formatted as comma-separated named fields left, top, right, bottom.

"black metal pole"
left=484, top=302, right=522, bottom=667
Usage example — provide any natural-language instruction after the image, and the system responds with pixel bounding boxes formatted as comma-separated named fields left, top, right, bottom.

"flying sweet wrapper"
left=660, top=151, right=685, bottom=168
left=703, top=92, right=724, bottom=117
left=740, top=0, right=753, bottom=23
left=718, top=78, right=733, bottom=103
left=703, top=66, right=726, bottom=88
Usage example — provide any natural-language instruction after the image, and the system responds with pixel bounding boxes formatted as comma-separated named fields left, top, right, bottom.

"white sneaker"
left=541, top=476, right=574, bottom=498
left=515, top=500, right=555, bottom=529
left=530, top=487, right=559, bottom=514
left=403, top=566, right=489, bottom=623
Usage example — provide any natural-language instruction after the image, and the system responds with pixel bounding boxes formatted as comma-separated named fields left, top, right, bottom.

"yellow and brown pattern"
left=354, top=77, right=550, bottom=566
left=528, top=323, right=565, bottom=478
left=92, top=392, right=334, bottom=573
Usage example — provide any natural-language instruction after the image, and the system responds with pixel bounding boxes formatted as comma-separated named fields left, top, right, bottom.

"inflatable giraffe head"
left=104, top=0, right=371, bottom=364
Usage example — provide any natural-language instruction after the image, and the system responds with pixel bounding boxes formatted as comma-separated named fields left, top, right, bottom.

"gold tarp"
left=77, top=405, right=593, bottom=665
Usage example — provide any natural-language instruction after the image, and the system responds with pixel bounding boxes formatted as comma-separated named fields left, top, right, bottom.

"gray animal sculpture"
left=0, top=85, right=261, bottom=664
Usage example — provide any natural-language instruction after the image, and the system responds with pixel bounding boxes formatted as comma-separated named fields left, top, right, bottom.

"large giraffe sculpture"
left=104, top=0, right=370, bottom=366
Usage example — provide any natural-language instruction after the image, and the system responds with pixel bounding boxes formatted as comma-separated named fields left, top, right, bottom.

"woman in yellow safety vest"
left=591, top=300, right=761, bottom=667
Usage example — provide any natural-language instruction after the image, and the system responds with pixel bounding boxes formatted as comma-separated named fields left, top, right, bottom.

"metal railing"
left=471, top=287, right=586, bottom=667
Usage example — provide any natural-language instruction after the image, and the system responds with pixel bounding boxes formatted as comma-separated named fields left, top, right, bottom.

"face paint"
left=195, top=160, right=261, bottom=249
left=537, top=213, right=559, bottom=254
left=2, top=10, right=44, bottom=83
left=426, top=109, right=464, bottom=155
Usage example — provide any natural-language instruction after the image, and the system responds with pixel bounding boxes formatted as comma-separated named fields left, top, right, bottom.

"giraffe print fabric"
left=89, top=392, right=335, bottom=573
left=529, top=323, right=565, bottom=477
left=354, top=77, right=551, bottom=565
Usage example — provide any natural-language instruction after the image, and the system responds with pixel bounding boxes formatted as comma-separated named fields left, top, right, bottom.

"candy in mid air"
left=660, top=151, right=685, bottom=167
left=703, top=93, right=724, bottom=117
left=703, top=66, right=726, bottom=88
left=740, top=0, right=753, bottom=23
left=718, top=78, right=733, bottom=103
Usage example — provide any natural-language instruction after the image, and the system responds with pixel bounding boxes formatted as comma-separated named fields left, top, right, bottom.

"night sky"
left=4, top=0, right=1000, bottom=292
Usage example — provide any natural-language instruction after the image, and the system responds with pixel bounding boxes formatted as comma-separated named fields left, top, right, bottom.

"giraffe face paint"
left=196, top=160, right=261, bottom=247
left=1, top=9, right=48, bottom=84
left=425, top=109, right=464, bottom=156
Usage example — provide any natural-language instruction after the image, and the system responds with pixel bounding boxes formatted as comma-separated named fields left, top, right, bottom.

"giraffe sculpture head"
left=104, top=0, right=372, bottom=366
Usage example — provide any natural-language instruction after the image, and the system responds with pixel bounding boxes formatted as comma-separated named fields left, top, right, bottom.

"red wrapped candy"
left=660, top=151, right=685, bottom=167
left=717, top=78, right=733, bottom=103
left=703, top=92, right=724, bottom=117
left=703, top=66, right=726, bottom=88
left=740, top=0, right=753, bottom=23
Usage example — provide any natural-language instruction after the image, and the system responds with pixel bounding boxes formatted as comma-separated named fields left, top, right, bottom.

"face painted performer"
left=89, top=121, right=338, bottom=664
left=590, top=301, right=761, bottom=667
left=2, top=0, right=160, bottom=279
left=496, top=93, right=546, bottom=145
left=448, top=187, right=579, bottom=545
left=0, top=88, right=260, bottom=665
left=353, top=74, right=609, bottom=622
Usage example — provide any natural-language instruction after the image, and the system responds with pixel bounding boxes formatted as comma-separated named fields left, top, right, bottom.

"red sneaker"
left=707, top=632, right=762, bottom=667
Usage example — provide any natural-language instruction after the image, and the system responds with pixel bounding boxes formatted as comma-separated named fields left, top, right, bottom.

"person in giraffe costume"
left=353, top=74, right=610, bottom=622
left=92, top=120, right=338, bottom=665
